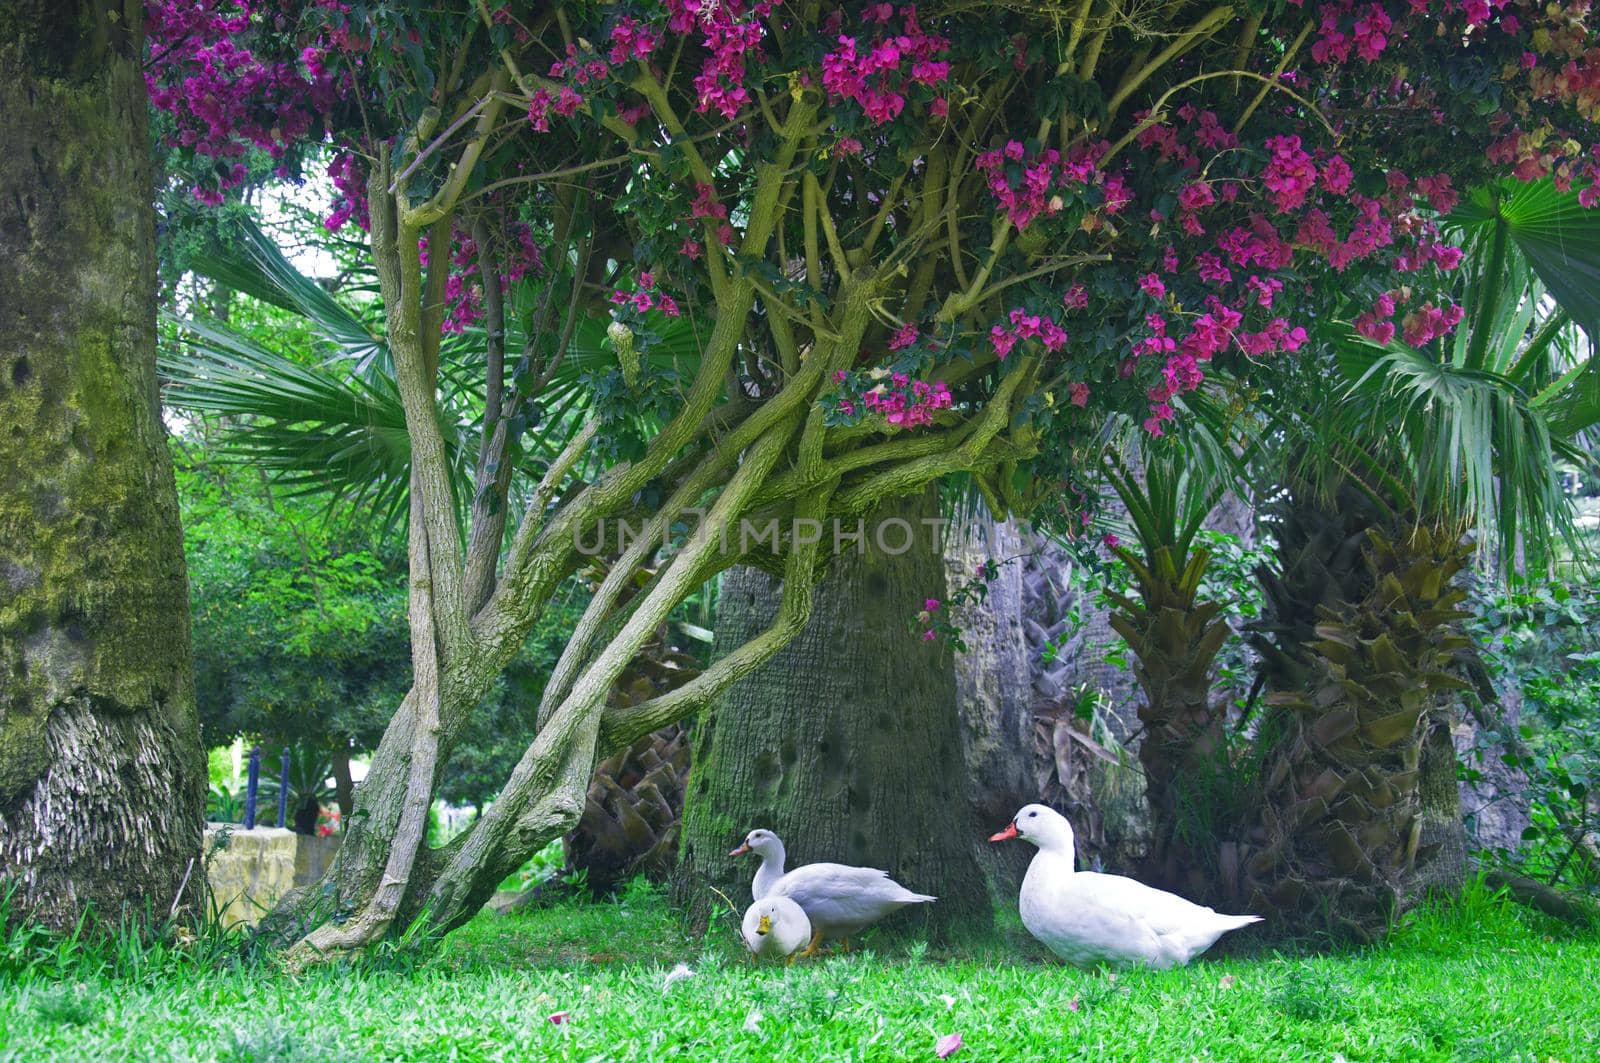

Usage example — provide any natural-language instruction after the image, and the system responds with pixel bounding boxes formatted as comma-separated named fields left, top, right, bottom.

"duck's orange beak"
left=988, top=822, right=1019, bottom=843
left=729, top=843, right=751, bottom=857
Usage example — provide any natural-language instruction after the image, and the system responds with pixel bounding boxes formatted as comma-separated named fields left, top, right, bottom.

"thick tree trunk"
left=1246, top=514, right=1472, bottom=939
left=0, top=1, right=204, bottom=929
left=677, top=490, right=990, bottom=938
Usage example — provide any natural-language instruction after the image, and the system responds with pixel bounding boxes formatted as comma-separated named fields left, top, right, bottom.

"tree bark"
left=676, top=489, right=991, bottom=938
left=944, top=515, right=1035, bottom=892
left=1108, top=543, right=1233, bottom=901
left=330, top=746, right=355, bottom=822
left=0, top=0, right=204, bottom=928
left=1246, top=512, right=1472, bottom=940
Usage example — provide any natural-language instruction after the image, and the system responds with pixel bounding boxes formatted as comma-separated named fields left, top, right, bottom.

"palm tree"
left=1101, top=435, right=1257, bottom=900
left=1243, top=179, right=1600, bottom=939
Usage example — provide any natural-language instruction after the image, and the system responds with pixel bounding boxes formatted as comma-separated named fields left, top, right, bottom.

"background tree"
left=679, top=489, right=991, bottom=935
left=0, top=0, right=203, bottom=928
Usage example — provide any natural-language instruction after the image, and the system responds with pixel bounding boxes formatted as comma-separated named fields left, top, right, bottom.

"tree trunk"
left=330, top=746, right=355, bottom=822
left=0, top=0, right=204, bottom=929
left=944, top=516, right=1036, bottom=893
left=1108, top=542, right=1233, bottom=901
left=1246, top=516, right=1473, bottom=939
left=677, top=489, right=990, bottom=937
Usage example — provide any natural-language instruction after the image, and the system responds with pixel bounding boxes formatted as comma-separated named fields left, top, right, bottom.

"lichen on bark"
left=0, top=0, right=204, bottom=928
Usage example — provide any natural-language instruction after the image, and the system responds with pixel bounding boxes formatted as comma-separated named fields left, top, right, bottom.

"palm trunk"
left=1108, top=544, right=1233, bottom=900
left=0, top=0, right=204, bottom=928
left=676, top=489, right=990, bottom=937
left=1247, top=502, right=1472, bottom=940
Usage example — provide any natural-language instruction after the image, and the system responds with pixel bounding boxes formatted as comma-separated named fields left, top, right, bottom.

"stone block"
left=203, top=825, right=297, bottom=929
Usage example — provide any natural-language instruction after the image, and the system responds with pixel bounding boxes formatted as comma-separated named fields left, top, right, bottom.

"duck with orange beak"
left=990, top=803, right=1260, bottom=968
left=741, top=896, right=811, bottom=963
left=729, top=827, right=936, bottom=956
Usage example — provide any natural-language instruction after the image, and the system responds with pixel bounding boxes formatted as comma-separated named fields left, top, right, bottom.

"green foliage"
left=1466, top=578, right=1600, bottom=895
left=178, top=442, right=590, bottom=809
left=177, top=447, right=411, bottom=756
left=1094, top=529, right=1270, bottom=712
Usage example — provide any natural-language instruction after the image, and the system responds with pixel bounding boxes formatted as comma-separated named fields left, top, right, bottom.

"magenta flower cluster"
left=820, top=4, right=952, bottom=126
left=145, top=0, right=344, bottom=203
left=610, top=272, right=682, bottom=318
left=832, top=367, right=953, bottom=430
left=974, top=140, right=1123, bottom=230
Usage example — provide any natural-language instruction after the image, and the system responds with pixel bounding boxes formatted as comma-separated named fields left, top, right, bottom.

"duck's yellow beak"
left=729, top=843, right=752, bottom=857
left=757, top=914, right=772, bottom=936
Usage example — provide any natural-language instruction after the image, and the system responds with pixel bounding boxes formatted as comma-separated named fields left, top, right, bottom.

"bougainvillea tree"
left=146, top=0, right=1600, bottom=956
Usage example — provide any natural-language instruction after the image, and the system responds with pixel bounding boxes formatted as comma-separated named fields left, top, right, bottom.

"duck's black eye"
left=1028, top=811, right=1037, bottom=818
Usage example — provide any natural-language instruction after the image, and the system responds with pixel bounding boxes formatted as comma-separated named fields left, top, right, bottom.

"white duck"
left=990, top=804, right=1260, bottom=969
left=741, top=895, right=812, bottom=963
left=730, top=828, right=936, bottom=955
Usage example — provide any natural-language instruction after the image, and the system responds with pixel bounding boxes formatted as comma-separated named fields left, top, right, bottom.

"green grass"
left=2, top=880, right=1597, bottom=1061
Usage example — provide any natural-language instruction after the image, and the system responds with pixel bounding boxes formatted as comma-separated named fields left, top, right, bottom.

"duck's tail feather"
left=900, top=891, right=937, bottom=904
left=1216, top=913, right=1262, bottom=931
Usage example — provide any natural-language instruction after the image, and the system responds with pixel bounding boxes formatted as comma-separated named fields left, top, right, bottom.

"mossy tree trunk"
left=677, top=490, right=990, bottom=938
left=0, top=0, right=205, bottom=928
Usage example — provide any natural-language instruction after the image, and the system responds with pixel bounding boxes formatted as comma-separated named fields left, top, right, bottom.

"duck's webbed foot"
left=798, top=930, right=824, bottom=958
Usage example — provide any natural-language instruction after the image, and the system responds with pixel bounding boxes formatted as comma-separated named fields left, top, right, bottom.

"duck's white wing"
left=1073, top=871, right=1221, bottom=935
left=1020, top=862, right=1165, bottom=967
left=772, top=863, right=934, bottom=933
left=1071, top=871, right=1260, bottom=964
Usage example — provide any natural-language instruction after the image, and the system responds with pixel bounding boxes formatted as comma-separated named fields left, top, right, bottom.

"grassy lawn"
left=1, top=881, right=1596, bottom=1062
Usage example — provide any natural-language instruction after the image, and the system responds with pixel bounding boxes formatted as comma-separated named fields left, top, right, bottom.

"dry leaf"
left=935, top=1032, right=963, bottom=1058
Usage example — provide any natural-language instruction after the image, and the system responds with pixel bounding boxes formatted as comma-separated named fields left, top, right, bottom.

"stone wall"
left=203, top=825, right=297, bottom=929
left=294, top=833, right=342, bottom=888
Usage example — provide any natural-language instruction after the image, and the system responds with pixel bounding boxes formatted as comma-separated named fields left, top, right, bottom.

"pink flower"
left=924, top=598, right=941, bottom=612
left=680, top=238, right=703, bottom=260
left=989, top=325, right=1017, bottom=359
left=658, top=296, right=681, bottom=317
left=1178, top=181, right=1215, bottom=211
left=639, top=271, right=655, bottom=289
left=1062, top=284, right=1088, bottom=311
left=1138, top=273, right=1166, bottom=301
left=922, top=628, right=937, bottom=642
left=554, top=86, right=584, bottom=117
left=1102, top=533, right=1120, bottom=548
left=1068, top=382, right=1089, bottom=408
left=889, top=323, right=919, bottom=350
left=1320, top=154, right=1354, bottom=196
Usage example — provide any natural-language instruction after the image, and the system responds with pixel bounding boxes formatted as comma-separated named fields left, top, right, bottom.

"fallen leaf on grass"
left=938, top=994, right=956, bottom=1009
left=663, top=963, right=695, bottom=990
left=548, top=1011, right=569, bottom=1025
left=935, top=1032, right=963, bottom=1058
left=1218, top=974, right=1238, bottom=990
left=743, top=1009, right=763, bottom=1034
left=1066, top=998, right=1081, bottom=1013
